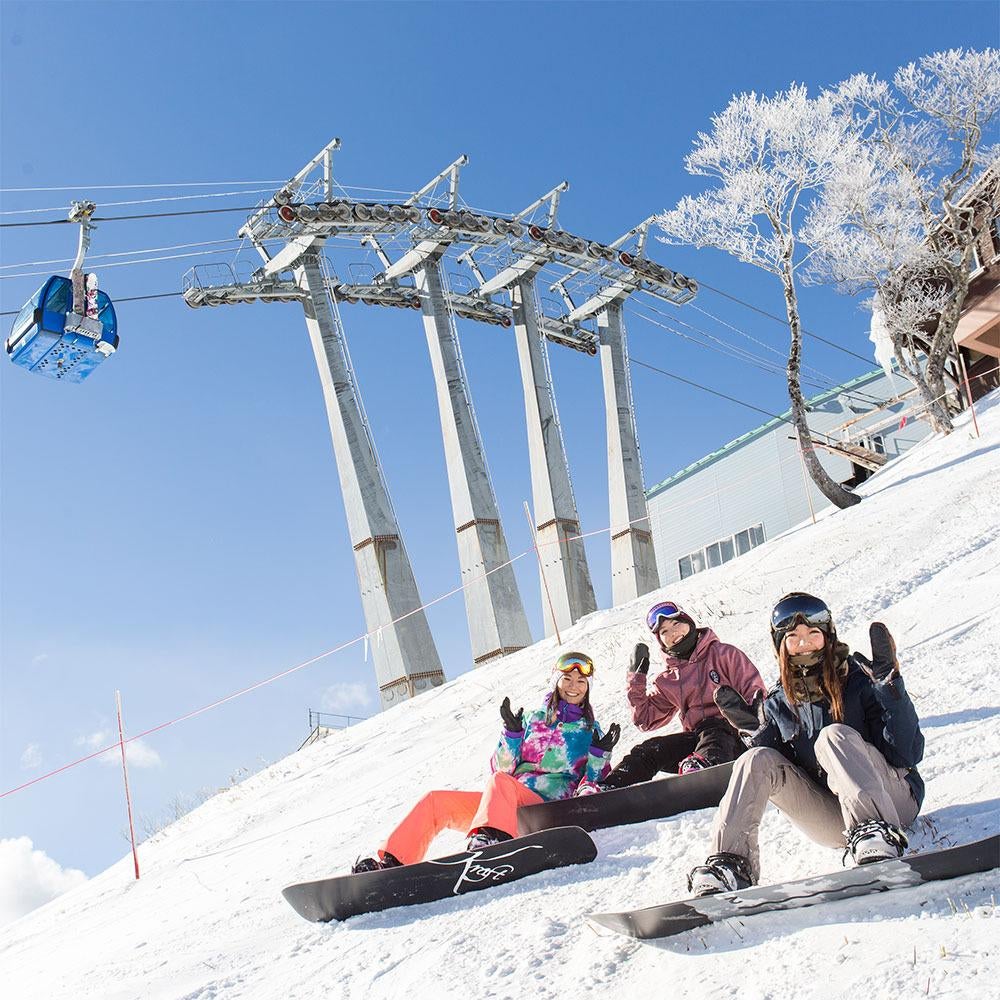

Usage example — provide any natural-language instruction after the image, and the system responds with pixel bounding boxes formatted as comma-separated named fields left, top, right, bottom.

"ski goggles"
left=554, top=652, right=594, bottom=677
left=770, top=593, right=833, bottom=638
left=646, top=601, right=682, bottom=632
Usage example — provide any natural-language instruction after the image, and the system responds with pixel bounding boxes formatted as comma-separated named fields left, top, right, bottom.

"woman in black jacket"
left=687, top=592, right=925, bottom=897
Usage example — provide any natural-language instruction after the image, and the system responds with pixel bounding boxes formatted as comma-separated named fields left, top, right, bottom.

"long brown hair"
left=778, top=637, right=846, bottom=723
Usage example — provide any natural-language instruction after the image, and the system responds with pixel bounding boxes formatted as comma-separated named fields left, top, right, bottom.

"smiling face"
left=657, top=618, right=691, bottom=648
left=556, top=668, right=590, bottom=705
left=784, top=623, right=827, bottom=654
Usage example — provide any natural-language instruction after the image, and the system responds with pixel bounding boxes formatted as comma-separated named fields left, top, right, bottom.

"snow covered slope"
left=3, top=395, right=999, bottom=1000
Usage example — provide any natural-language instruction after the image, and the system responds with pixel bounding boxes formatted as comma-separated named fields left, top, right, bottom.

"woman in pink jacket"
left=585, top=601, right=765, bottom=792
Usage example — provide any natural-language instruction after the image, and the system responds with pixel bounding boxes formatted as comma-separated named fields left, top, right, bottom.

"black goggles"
left=770, top=593, right=833, bottom=635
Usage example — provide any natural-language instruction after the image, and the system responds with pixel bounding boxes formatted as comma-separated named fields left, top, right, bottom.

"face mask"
left=788, top=650, right=824, bottom=669
left=665, top=627, right=699, bottom=660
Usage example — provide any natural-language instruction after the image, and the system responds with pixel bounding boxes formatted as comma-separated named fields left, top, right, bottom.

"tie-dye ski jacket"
left=491, top=701, right=611, bottom=801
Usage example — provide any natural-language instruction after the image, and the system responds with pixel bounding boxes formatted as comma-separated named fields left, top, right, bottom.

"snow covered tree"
left=808, top=49, right=1000, bottom=433
left=657, top=86, right=863, bottom=509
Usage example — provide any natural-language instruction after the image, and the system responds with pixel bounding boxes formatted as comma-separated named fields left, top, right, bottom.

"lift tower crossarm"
left=262, top=235, right=326, bottom=277
left=548, top=213, right=656, bottom=310
left=241, top=138, right=343, bottom=253
left=476, top=254, right=548, bottom=297
left=550, top=214, right=698, bottom=322
left=467, top=182, right=569, bottom=297
left=376, top=156, right=471, bottom=281
left=513, top=181, right=568, bottom=226
left=564, top=279, right=635, bottom=324
left=381, top=240, right=446, bottom=281
left=405, top=155, right=468, bottom=209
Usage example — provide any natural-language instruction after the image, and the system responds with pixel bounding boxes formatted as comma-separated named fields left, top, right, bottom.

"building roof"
left=645, top=367, right=887, bottom=499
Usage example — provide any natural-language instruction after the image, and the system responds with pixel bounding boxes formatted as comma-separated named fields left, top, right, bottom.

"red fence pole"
left=116, top=690, right=140, bottom=880
left=957, top=352, right=982, bottom=440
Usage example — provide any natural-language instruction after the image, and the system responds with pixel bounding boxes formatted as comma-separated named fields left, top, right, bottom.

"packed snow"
left=3, top=393, right=999, bottom=1000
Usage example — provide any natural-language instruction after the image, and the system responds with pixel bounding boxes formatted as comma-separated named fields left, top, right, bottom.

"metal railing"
left=308, top=710, right=367, bottom=731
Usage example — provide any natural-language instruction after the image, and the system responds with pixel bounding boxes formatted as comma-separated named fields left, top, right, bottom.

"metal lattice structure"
left=182, top=138, right=697, bottom=708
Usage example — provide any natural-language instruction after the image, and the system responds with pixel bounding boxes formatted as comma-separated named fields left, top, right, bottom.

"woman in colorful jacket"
left=687, top=592, right=924, bottom=896
left=351, top=651, right=620, bottom=872
left=582, top=601, right=765, bottom=793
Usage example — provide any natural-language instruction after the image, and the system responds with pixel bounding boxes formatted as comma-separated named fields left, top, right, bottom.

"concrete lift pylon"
left=371, top=157, right=532, bottom=664
left=460, top=183, right=598, bottom=638
left=551, top=217, right=666, bottom=604
left=227, top=139, right=445, bottom=709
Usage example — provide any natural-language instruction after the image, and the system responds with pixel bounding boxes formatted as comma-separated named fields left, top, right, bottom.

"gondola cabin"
left=6, top=275, right=118, bottom=382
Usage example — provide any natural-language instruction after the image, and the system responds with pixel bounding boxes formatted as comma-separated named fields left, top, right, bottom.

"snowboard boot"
left=574, top=779, right=607, bottom=797
left=687, top=852, right=754, bottom=897
left=351, top=851, right=403, bottom=874
left=678, top=752, right=711, bottom=775
left=466, top=826, right=513, bottom=852
left=845, top=820, right=908, bottom=866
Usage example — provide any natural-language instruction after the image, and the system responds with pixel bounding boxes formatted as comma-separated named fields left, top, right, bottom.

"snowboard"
left=589, top=834, right=999, bottom=940
left=517, top=761, right=734, bottom=836
left=282, top=825, right=597, bottom=923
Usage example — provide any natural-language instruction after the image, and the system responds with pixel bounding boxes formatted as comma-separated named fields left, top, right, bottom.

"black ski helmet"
left=770, top=592, right=836, bottom=651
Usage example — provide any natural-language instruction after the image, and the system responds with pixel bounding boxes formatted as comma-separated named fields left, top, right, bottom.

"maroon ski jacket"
left=627, top=628, right=766, bottom=733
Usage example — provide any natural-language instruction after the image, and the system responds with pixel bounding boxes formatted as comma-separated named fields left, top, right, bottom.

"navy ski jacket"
left=750, top=659, right=925, bottom=808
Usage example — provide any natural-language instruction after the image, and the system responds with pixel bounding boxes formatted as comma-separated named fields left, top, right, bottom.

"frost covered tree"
left=808, top=49, right=1000, bottom=433
left=657, top=86, right=863, bottom=509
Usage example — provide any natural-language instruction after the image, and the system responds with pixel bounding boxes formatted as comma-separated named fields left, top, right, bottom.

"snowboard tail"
left=283, top=825, right=597, bottom=923
left=517, top=761, right=734, bottom=836
left=589, top=834, right=999, bottom=940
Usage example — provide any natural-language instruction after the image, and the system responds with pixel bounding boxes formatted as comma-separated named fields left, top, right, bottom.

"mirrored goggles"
left=646, top=601, right=681, bottom=631
left=770, top=593, right=833, bottom=634
left=555, top=652, right=594, bottom=677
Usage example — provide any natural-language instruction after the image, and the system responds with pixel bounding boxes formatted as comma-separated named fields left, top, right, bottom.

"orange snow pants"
left=379, top=771, right=544, bottom=865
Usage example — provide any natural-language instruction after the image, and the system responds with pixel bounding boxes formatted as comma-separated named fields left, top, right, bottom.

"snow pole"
left=523, top=501, right=562, bottom=646
left=957, top=352, right=981, bottom=440
left=115, top=690, right=140, bottom=880
left=793, top=435, right=818, bottom=525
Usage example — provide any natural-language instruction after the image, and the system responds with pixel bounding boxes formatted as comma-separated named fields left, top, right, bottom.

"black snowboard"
left=283, top=825, right=597, bottom=923
left=517, top=761, right=734, bottom=836
left=589, top=834, right=999, bottom=940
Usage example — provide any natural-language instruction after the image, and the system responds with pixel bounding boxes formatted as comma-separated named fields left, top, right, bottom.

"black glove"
left=850, top=622, right=898, bottom=683
left=714, top=685, right=766, bottom=736
left=500, top=696, right=524, bottom=733
left=629, top=643, right=650, bottom=675
left=591, top=723, right=621, bottom=754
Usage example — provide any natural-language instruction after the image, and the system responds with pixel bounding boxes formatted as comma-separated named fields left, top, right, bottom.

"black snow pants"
left=601, top=716, right=745, bottom=789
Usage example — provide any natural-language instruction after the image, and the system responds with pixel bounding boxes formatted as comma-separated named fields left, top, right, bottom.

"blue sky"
left=1, top=1, right=993, bottom=877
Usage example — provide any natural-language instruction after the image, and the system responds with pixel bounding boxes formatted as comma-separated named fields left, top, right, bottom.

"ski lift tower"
left=187, top=139, right=445, bottom=710
left=551, top=216, right=699, bottom=606
left=370, top=158, right=532, bottom=665
left=459, top=182, right=599, bottom=638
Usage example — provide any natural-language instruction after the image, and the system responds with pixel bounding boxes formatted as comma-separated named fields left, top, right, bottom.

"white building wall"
left=647, top=371, right=933, bottom=586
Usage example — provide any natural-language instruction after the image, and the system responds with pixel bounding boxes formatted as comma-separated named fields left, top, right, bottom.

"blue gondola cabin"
left=6, top=275, right=118, bottom=382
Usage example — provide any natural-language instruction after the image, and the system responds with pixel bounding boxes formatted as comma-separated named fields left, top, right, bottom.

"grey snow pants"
left=710, top=723, right=920, bottom=881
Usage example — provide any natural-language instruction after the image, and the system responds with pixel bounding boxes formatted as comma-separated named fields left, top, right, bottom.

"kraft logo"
left=709, top=669, right=720, bottom=684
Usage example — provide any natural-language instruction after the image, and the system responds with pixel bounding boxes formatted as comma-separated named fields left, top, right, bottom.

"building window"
left=678, top=523, right=765, bottom=580
left=861, top=434, right=886, bottom=455
left=735, top=529, right=753, bottom=556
